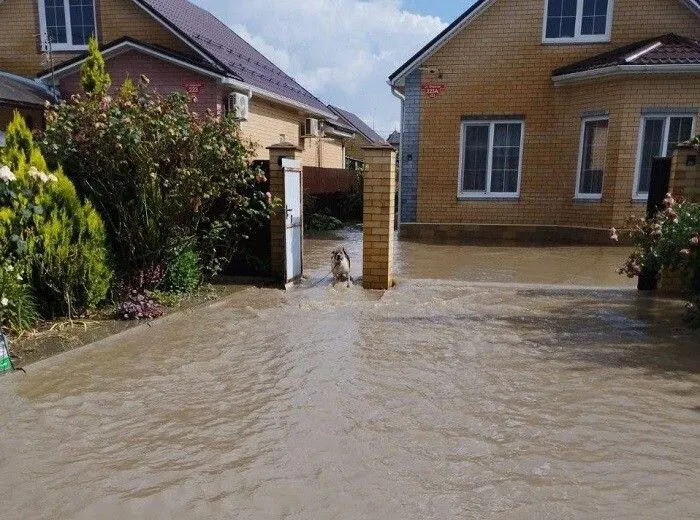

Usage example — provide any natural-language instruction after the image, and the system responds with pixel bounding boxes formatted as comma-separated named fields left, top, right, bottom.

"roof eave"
left=37, top=39, right=228, bottom=82
left=681, top=0, right=700, bottom=16
left=552, top=64, right=700, bottom=85
left=221, top=78, right=336, bottom=119
left=388, top=0, right=496, bottom=86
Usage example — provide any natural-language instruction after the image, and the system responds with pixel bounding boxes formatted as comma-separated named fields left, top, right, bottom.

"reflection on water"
left=303, top=226, right=636, bottom=288
left=0, top=232, right=696, bottom=519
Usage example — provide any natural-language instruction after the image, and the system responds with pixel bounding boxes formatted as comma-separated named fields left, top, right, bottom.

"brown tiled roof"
left=553, top=33, right=700, bottom=78
left=135, top=0, right=333, bottom=116
left=328, top=105, right=387, bottom=145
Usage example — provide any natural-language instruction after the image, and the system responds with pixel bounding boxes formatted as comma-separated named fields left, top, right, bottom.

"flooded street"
left=0, top=232, right=698, bottom=519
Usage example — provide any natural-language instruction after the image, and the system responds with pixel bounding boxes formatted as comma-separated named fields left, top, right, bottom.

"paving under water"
left=0, top=230, right=697, bottom=519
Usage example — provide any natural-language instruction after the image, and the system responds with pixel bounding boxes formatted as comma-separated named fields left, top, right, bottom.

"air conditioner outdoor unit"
left=228, top=92, right=249, bottom=121
left=305, top=117, right=319, bottom=136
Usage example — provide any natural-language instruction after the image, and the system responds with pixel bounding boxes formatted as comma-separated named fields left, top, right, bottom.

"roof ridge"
left=135, top=0, right=332, bottom=116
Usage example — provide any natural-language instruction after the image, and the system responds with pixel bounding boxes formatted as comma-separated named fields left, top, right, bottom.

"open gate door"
left=283, top=158, right=303, bottom=284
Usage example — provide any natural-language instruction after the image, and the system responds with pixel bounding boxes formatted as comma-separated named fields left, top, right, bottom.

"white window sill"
left=542, top=36, right=610, bottom=45
left=457, top=193, right=520, bottom=201
left=632, top=196, right=648, bottom=204
left=42, top=44, right=89, bottom=52
left=573, top=195, right=602, bottom=202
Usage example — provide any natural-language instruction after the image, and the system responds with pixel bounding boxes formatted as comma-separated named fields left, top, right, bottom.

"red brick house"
left=0, top=0, right=351, bottom=167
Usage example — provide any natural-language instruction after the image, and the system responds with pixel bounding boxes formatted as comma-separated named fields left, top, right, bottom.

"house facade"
left=389, top=0, right=700, bottom=243
left=0, top=0, right=349, bottom=168
left=327, top=105, right=388, bottom=170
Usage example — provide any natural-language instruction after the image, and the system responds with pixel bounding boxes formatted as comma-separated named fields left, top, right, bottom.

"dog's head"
left=331, top=248, right=345, bottom=266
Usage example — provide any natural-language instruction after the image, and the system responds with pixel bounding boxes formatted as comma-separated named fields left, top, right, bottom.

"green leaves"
left=80, top=37, right=112, bottom=97
left=40, top=77, right=274, bottom=285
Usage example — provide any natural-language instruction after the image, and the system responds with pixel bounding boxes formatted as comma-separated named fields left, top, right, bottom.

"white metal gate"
left=283, top=160, right=303, bottom=284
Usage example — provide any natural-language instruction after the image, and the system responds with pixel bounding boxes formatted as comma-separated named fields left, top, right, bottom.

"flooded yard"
left=0, top=232, right=697, bottom=519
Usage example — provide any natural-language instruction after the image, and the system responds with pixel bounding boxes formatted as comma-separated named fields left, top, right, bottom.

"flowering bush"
left=0, top=261, right=38, bottom=334
left=0, top=112, right=111, bottom=322
left=614, top=193, right=700, bottom=325
left=41, top=75, right=276, bottom=286
left=115, top=290, right=164, bottom=321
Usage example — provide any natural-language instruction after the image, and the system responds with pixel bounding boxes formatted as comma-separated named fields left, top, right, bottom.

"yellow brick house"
left=0, top=0, right=350, bottom=168
left=389, top=0, right=700, bottom=243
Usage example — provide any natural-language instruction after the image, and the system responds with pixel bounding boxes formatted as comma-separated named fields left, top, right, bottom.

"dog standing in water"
left=331, top=248, right=352, bottom=288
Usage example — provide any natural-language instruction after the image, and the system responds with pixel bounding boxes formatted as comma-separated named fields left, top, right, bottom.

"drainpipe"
left=390, top=85, right=405, bottom=231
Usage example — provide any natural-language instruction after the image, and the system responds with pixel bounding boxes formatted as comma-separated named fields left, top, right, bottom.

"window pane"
left=579, top=119, right=608, bottom=195
left=462, top=125, right=489, bottom=192
left=491, top=123, right=521, bottom=193
left=581, top=0, right=608, bottom=35
left=546, top=0, right=576, bottom=38
left=667, top=117, right=694, bottom=153
left=68, top=0, right=96, bottom=45
left=637, top=118, right=665, bottom=194
left=44, top=0, right=67, bottom=44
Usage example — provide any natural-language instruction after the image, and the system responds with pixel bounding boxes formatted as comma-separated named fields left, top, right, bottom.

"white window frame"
left=38, top=0, right=98, bottom=52
left=457, top=119, right=525, bottom=199
left=575, top=116, right=609, bottom=200
left=542, top=0, right=614, bottom=44
left=633, top=113, right=696, bottom=201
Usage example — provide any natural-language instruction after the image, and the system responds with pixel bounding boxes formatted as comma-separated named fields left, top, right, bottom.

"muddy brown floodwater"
left=0, top=230, right=698, bottom=519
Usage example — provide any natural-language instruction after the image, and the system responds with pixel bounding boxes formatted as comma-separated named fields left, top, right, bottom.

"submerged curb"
left=7, top=285, right=254, bottom=377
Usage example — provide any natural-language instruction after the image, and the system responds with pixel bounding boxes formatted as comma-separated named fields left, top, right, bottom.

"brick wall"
left=59, top=49, right=225, bottom=115
left=670, top=145, right=700, bottom=203
left=300, top=136, right=345, bottom=169
left=404, top=0, right=700, bottom=232
left=240, top=99, right=344, bottom=168
left=0, top=0, right=193, bottom=77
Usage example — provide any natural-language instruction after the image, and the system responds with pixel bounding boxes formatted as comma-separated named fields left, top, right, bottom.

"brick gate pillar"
left=362, top=144, right=396, bottom=290
left=267, top=139, right=302, bottom=283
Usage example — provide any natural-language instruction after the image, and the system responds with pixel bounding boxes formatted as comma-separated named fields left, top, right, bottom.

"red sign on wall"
left=421, top=83, right=447, bottom=98
left=183, top=82, right=204, bottom=95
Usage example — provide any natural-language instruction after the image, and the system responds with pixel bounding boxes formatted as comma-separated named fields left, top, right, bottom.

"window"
left=634, top=114, right=695, bottom=199
left=38, top=0, right=97, bottom=51
left=575, top=117, right=608, bottom=199
left=543, top=0, right=613, bottom=43
left=458, top=120, right=524, bottom=198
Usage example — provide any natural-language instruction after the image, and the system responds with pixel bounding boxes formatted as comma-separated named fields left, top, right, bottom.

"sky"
left=191, top=1, right=476, bottom=139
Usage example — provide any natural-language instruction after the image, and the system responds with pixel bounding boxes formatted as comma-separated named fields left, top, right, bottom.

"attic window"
left=543, top=0, right=613, bottom=43
left=38, top=0, right=97, bottom=51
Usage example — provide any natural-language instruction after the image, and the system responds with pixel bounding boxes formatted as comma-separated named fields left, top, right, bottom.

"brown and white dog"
left=331, top=247, right=352, bottom=288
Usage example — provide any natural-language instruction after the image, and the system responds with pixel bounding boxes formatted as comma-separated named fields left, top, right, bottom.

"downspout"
left=391, top=85, right=405, bottom=231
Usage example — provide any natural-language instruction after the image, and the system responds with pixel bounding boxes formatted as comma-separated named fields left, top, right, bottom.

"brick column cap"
left=267, top=141, right=303, bottom=151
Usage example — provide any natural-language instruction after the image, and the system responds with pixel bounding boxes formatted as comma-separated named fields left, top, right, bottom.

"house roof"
left=0, top=71, right=55, bottom=107
left=387, top=130, right=401, bottom=145
left=328, top=105, right=387, bottom=145
left=134, top=0, right=334, bottom=118
left=38, top=37, right=226, bottom=81
left=389, top=0, right=700, bottom=86
left=552, top=33, right=700, bottom=82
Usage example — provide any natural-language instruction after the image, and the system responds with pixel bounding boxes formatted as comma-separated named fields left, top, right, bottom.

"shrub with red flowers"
left=613, top=193, right=700, bottom=325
